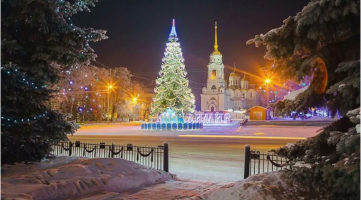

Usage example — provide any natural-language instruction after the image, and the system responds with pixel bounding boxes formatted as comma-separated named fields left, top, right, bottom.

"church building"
left=200, top=22, right=261, bottom=119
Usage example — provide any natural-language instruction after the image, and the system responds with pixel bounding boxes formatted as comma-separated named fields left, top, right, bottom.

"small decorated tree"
left=151, top=19, right=195, bottom=117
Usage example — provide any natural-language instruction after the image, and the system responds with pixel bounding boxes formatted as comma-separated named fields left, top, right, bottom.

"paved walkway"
left=76, top=179, right=221, bottom=200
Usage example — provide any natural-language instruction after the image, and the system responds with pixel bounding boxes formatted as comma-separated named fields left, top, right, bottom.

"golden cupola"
left=230, top=63, right=240, bottom=78
left=229, top=63, right=241, bottom=87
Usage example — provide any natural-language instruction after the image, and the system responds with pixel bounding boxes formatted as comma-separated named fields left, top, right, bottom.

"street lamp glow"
left=133, top=97, right=137, bottom=103
left=265, top=79, right=271, bottom=107
left=107, top=84, right=113, bottom=124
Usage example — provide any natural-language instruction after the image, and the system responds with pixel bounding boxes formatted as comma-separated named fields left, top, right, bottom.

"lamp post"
left=265, top=79, right=271, bottom=107
left=133, top=97, right=137, bottom=121
left=107, top=84, right=113, bottom=124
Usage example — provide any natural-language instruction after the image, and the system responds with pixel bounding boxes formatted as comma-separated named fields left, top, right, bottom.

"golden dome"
left=211, top=50, right=221, bottom=55
left=230, top=72, right=240, bottom=78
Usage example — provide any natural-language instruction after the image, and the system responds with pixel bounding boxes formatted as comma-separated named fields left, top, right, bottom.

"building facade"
left=200, top=22, right=261, bottom=119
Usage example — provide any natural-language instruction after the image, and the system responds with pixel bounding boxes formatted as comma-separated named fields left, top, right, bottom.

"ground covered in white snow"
left=198, top=171, right=308, bottom=200
left=1, top=157, right=173, bottom=200
left=2, top=157, right=309, bottom=200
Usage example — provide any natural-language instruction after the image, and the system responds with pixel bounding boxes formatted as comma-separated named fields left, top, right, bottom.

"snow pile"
left=293, top=161, right=312, bottom=169
left=285, top=143, right=295, bottom=148
left=1, top=157, right=173, bottom=200
left=197, top=171, right=306, bottom=200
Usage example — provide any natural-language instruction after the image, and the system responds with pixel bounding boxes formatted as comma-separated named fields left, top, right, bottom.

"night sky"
left=74, top=0, right=310, bottom=109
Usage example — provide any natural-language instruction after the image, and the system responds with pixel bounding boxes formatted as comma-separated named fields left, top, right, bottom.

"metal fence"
left=244, top=145, right=290, bottom=178
left=51, top=141, right=169, bottom=172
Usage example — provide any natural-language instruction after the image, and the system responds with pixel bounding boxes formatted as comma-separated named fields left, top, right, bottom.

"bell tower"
left=201, top=21, right=230, bottom=112
left=207, top=21, right=226, bottom=90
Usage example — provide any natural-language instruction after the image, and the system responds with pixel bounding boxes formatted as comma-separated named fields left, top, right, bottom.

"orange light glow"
left=178, top=135, right=306, bottom=140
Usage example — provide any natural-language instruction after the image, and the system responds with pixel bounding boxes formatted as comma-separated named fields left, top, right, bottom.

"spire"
left=233, top=62, right=236, bottom=72
left=212, top=21, right=221, bottom=54
left=168, top=19, right=178, bottom=42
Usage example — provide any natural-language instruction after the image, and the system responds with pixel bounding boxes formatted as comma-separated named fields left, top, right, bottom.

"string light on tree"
left=151, top=19, right=195, bottom=116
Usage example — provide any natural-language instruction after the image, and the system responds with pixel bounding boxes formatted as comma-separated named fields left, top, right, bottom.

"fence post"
left=244, top=144, right=250, bottom=179
left=69, top=142, right=73, bottom=156
left=111, top=144, right=115, bottom=158
left=163, top=142, right=169, bottom=172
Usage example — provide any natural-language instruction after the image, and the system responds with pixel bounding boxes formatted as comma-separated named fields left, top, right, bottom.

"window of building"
left=211, top=85, right=216, bottom=90
left=250, top=92, right=252, bottom=98
left=212, top=70, right=217, bottom=79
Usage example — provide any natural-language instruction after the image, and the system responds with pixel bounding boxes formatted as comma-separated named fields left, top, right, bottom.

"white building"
left=200, top=22, right=261, bottom=119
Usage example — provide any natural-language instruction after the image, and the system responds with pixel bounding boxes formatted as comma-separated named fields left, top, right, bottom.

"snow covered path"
left=75, top=180, right=221, bottom=200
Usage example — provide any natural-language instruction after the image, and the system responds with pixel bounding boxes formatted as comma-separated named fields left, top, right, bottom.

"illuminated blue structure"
left=141, top=108, right=202, bottom=131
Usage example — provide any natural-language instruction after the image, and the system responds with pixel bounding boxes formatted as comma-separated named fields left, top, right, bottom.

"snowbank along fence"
left=244, top=144, right=290, bottom=178
left=51, top=141, right=169, bottom=172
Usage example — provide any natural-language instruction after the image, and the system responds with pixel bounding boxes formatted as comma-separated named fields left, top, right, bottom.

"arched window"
left=212, top=70, right=217, bottom=78
left=250, top=92, right=252, bottom=98
left=211, top=85, right=216, bottom=90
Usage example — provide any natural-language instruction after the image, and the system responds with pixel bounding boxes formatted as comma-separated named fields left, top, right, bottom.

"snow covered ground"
left=67, top=124, right=322, bottom=184
left=1, top=156, right=305, bottom=200
left=1, top=124, right=324, bottom=199
left=198, top=171, right=302, bottom=200
left=1, top=157, right=173, bottom=200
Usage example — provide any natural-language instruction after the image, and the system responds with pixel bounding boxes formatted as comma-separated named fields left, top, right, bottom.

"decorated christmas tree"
left=247, top=0, right=359, bottom=199
left=151, top=19, right=195, bottom=116
left=1, top=0, right=107, bottom=163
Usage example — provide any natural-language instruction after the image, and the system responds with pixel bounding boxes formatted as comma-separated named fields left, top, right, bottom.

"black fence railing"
left=51, top=141, right=169, bottom=172
left=244, top=145, right=290, bottom=178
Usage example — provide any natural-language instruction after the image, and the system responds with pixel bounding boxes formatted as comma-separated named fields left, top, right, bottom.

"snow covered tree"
left=53, top=66, right=133, bottom=122
left=52, top=66, right=108, bottom=122
left=151, top=20, right=195, bottom=116
left=1, top=0, right=107, bottom=163
left=247, top=0, right=359, bottom=199
left=247, top=0, right=359, bottom=118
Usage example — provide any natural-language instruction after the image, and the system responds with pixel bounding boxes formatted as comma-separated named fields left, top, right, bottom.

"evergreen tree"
left=247, top=0, right=359, bottom=118
left=247, top=0, right=359, bottom=199
left=1, top=0, right=107, bottom=163
left=151, top=20, right=195, bottom=116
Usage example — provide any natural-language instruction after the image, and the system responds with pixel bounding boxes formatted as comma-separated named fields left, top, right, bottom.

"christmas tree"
left=1, top=0, right=107, bottom=163
left=248, top=0, right=359, bottom=199
left=151, top=19, right=195, bottom=116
